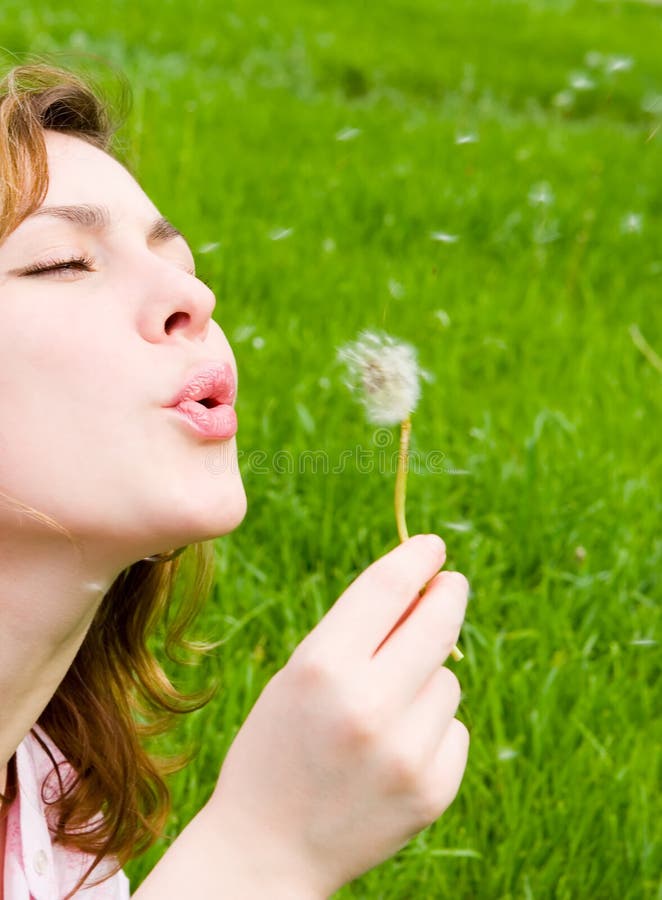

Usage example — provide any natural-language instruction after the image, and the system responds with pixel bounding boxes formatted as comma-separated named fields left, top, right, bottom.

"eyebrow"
left=26, top=203, right=186, bottom=244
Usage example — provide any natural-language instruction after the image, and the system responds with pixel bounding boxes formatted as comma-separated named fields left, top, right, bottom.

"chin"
left=192, top=474, right=248, bottom=542
left=218, top=482, right=248, bottom=534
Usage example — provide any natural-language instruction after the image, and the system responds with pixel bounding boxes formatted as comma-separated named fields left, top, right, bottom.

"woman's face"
left=0, top=131, right=246, bottom=564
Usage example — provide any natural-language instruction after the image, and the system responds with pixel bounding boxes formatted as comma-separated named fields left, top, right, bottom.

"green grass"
left=2, top=0, right=661, bottom=896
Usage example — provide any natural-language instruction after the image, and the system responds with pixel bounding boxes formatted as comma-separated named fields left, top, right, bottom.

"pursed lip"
left=165, top=361, right=237, bottom=409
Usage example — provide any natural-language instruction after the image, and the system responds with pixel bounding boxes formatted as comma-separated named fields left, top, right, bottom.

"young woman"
left=0, top=61, right=470, bottom=899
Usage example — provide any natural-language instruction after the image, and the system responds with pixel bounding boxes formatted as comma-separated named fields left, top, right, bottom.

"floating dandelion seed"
left=605, top=55, right=633, bottom=74
left=455, top=132, right=479, bottom=145
left=388, top=278, right=405, bottom=300
left=197, top=241, right=221, bottom=254
left=569, top=71, right=595, bottom=91
left=268, top=227, right=294, bottom=241
left=335, top=126, right=361, bottom=141
left=430, top=231, right=460, bottom=243
left=552, top=89, right=575, bottom=110
left=338, top=330, right=463, bottom=662
left=585, top=50, right=603, bottom=69
left=621, top=212, right=643, bottom=234
left=528, top=182, right=555, bottom=206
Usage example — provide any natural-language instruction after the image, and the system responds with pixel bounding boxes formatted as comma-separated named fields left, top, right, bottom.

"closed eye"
left=19, top=255, right=212, bottom=286
left=21, top=255, right=95, bottom=276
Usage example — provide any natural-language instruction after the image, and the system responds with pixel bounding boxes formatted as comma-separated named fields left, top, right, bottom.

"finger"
left=424, top=717, right=470, bottom=818
left=369, top=571, right=468, bottom=710
left=315, top=534, right=446, bottom=660
left=384, top=666, right=463, bottom=777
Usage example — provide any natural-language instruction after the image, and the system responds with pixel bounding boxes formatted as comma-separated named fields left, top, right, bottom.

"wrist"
left=201, top=800, right=325, bottom=900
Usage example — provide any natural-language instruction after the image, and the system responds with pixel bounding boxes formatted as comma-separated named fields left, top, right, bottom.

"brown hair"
left=0, top=59, right=217, bottom=895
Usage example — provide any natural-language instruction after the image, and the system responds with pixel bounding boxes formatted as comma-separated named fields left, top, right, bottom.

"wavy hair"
left=0, top=59, right=217, bottom=896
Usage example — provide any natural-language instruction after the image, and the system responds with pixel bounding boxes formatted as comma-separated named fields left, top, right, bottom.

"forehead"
left=42, top=131, right=159, bottom=220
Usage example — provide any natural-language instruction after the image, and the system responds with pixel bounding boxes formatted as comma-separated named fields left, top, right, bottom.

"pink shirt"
left=3, top=725, right=130, bottom=898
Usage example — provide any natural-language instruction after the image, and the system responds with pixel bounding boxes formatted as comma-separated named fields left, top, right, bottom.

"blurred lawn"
left=1, top=0, right=660, bottom=897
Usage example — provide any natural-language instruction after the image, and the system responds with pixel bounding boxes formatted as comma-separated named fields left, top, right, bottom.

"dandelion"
left=338, top=331, right=421, bottom=426
left=338, top=330, right=463, bottom=662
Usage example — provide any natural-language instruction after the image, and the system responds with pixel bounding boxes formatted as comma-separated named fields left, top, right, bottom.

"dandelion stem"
left=394, top=417, right=463, bottom=662
left=395, top=417, right=411, bottom=543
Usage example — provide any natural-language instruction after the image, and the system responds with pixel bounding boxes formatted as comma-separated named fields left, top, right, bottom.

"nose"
left=141, top=263, right=217, bottom=344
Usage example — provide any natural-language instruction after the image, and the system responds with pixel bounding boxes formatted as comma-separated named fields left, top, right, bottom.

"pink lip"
left=165, top=361, right=238, bottom=441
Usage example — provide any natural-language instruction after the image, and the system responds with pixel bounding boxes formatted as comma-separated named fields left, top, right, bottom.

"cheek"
left=0, top=304, right=131, bottom=464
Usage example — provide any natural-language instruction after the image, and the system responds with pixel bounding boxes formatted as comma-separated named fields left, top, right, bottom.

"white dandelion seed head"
left=337, top=330, right=422, bottom=426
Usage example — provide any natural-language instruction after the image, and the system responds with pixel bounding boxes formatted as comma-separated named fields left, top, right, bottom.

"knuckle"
left=339, top=696, right=382, bottom=747
left=384, top=746, right=422, bottom=791
left=288, top=643, right=335, bottom=689
left=412, top=784, right=446, bottom=826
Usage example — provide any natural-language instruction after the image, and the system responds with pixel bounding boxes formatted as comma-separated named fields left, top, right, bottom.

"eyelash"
left=22, top=255, right=95, bottom=277
left=21, top=255, right=211, bottom=286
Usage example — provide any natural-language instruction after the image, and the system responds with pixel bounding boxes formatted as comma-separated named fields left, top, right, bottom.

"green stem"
left=394, top=417, right=464, bottom=663
left=395, top=417, right=412, bottom=543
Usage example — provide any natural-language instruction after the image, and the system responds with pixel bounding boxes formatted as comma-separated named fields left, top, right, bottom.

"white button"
left=33, top=848, right=49, bottom=876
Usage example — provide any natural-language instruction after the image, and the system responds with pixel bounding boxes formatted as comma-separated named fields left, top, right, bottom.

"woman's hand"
left=207, top=534, right=470, bottom=898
